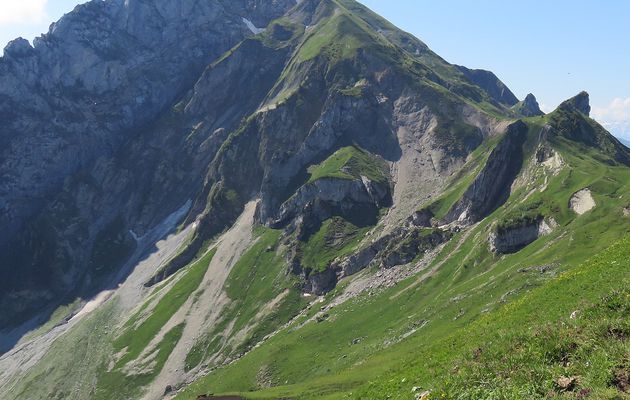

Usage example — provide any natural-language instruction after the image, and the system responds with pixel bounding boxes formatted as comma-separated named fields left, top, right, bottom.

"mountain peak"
left=559, top=91, right=591, bottom=116
left=2, top=37, right=33, bottom=58
left=524, top=93, right=537, bottom=102
left=513, top=93, right=544, bottom=117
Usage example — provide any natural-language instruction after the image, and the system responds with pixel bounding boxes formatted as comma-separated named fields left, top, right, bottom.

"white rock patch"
left=570, top=188, right=596, bottom=215
left=542, top=150, right=563, bottom=172
left=70, top=290, right=115, bottom=322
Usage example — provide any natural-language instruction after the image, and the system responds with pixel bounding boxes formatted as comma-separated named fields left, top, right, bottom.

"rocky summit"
left=0, top=1, right=628, bottom=399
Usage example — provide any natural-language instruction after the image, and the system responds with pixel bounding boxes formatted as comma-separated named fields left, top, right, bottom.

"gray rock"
left=272, top=177, right=390, bottom=230
left=0, top=0, right=296, bottom=331
left=560, top=91, right=591, bottom=116
left=445, top=121, right=528, bottom=224
left=489, top=218, right=555, bottom=254
left=513, top=93, right=544, bottom=117
left=3, top=38, right=33, bottom=57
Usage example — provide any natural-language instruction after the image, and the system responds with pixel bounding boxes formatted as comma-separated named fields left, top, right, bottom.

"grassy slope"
left=94, top=248, right=217, bottom=399
left=353, top=236, right=630, bottom=399
left=307, top=146, right=389, bottom=184
left=174, top=113, right=630, bottom=399
left=4, top=246, right=217, bottom=400
left=5, top=301, right=119, bottom=400
left=300, top=217, right=371, bottom=272
left=177, top=230, right=629, bottom=400
left=184, top=228, right=308, bottom=371
left=115, top=249, right=216, bottom=366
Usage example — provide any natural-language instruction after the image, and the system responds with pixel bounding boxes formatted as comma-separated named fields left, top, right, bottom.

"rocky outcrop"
left=489, top=217, right=555, bottom=254
left=548, top=94, right=630, bottom=166
left=406, top=209, right=435, bottom=228
left=445, top=121, right=528, bottom=224
left=0, top=0, right=296, bottom=245
left=513, top=93, right=544, bottom=117
left=302, top=268, right=338, bottom=295
left=272, top=176, right=391, bottom=234
left=300, top=226, right=452, bottom=295
left=560, top=91, right=591, bottom=116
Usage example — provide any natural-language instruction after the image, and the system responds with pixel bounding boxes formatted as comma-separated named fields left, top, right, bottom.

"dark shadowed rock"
left=3, top=38, right=33, bottom=57
left=489, top=217, right=555, bottom=254
left=445, top=121, right=528, bottom=224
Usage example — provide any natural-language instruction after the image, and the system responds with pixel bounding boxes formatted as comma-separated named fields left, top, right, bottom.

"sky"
left=0, top=0, right=629, bottom=140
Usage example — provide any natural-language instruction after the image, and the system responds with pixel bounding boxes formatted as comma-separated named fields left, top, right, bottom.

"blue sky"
left=1, top=0, right=629, bottom=140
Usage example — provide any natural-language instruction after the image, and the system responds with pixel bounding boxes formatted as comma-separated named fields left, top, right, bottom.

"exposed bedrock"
left=489, top=217, right=555, bottom=254
left=0, top=0, right=296, bottom=330
left=299, top=225, right=452, bottom=295
left=445, top=120, right=528, bottom=224
left=272, top=176, right=391, bottom=233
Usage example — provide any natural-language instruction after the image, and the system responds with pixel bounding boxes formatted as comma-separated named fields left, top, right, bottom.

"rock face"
left=445, top=121, right=528, bottom=224
left=301, top=226, right=452, bottom=295
left=272, top=176, right=391, bottom=236
left=0, top=0, right=295, bottom=243
left=490, top=218, right=554, bottom=254
left=549, top=93, right=630, bottom=166
left=0, top=0, right=297, bottom=329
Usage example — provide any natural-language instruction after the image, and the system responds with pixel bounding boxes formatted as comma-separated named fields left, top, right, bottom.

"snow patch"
left=242, top=17, right=265, bottom=34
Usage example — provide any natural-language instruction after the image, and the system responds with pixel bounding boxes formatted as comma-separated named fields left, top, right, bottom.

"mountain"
left=1, top=0, right=629, bottom=399
left=0, top=0, right=297, bottom=331
left=620, top=137, right=630, bottom=148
